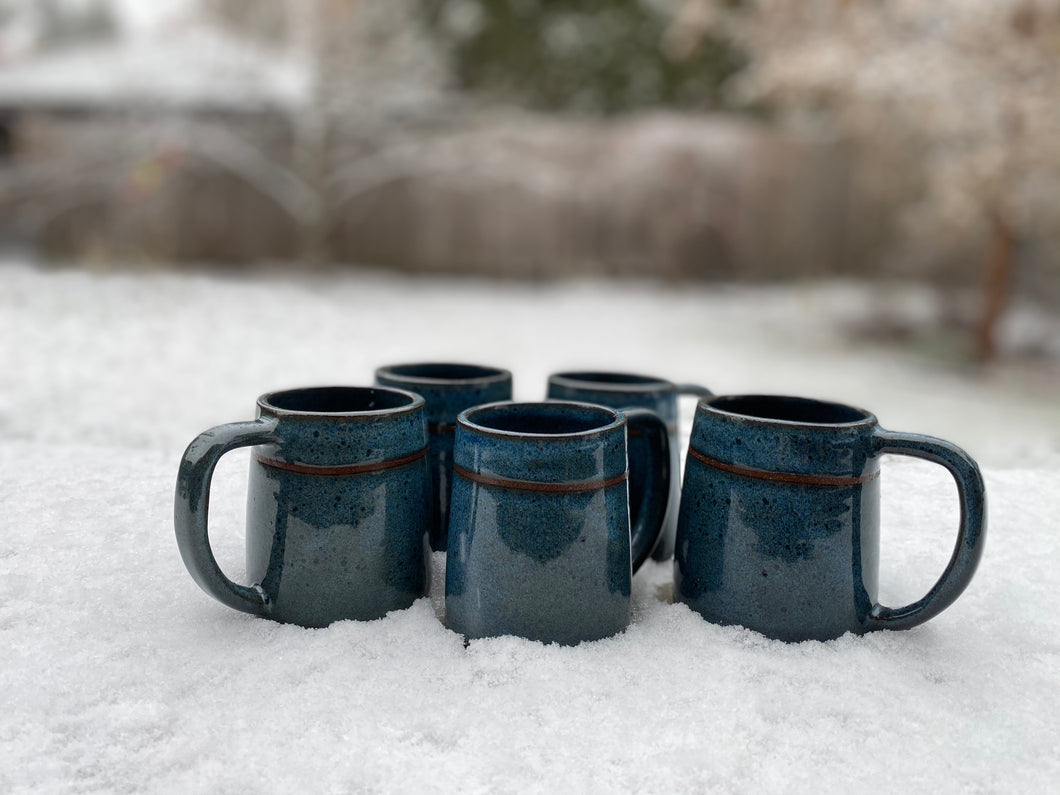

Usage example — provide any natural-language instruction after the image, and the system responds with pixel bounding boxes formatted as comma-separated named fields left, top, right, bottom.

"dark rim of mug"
left=375, top=362, right=512, bottom=388
left=459, top=400, right=623, bottom=440
left=704, top=394, right=877, bottom=428
left=258, top=386, right=424, bottom=418
left=549, top=371, right=674, bottom=393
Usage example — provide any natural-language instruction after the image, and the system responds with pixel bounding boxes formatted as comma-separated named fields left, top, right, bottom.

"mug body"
left=445, top=401, right=633, bottom=645
left=674, top=395, right=881, bottom=641
left=376, top=363, right=512, bottom=551
left=547, top=371, right=682, bottom=560
left=245, top=386, right=431, bottom=627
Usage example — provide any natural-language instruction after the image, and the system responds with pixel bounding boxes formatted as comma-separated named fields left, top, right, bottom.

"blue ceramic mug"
left=174, top=386, right=431, bottom=628
left=445, top=401, right=671, bottom=645
left=375, top=362, right=513, bottom=552
left=674, top=395, right=987, bottom=642
left=546, top=371, right=712, bottom=561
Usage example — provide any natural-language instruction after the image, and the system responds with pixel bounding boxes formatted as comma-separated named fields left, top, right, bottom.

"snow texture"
left=1, top=261, right=1057, bottom=794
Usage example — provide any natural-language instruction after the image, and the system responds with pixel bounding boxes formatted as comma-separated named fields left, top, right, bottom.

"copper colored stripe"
left=255, top=447, right=428, bottom=476
left=687, top=447, right=880, bottom=487
left=452, top=463, right=628, bottom=493
left=428, top=422, right=457, bottom=434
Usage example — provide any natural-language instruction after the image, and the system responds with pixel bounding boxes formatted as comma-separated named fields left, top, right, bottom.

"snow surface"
left=1, top=261, right=1058, bottom=794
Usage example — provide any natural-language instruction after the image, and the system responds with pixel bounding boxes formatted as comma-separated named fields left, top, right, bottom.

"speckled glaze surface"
left=445, top=401, right=670, bottom=645
left=674, top=395, right=987, bottom=642
left=175, top=386, right=431, bottom=627
left=546, top=371, right=711, bottom=561
left=375, top=363, right=512, bottom=552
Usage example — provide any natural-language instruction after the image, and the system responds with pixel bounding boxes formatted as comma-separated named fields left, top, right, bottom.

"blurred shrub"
left=426, top=0, right=745, bottom=114
left=723, top=0, right=1060, bottom=358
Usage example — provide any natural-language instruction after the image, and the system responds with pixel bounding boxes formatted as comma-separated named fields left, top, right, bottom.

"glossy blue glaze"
left=174, top=386, right=431, bottom=627
left=674, top=395, right=987, bottom=642
left=446, top=401, right=670, bottom=645
left=547, top=371, right=712, bottom=561
left=375, top=363, right=512, bottom=552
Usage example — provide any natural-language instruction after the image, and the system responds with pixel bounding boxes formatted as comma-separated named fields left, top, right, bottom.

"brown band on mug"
left=687, top=448, right=880, bottom=487
left=428, top=422, right=457, bottom=434
left=255, top=447, right=428, bottom=477
left=452, top=463, right=628, bottom=494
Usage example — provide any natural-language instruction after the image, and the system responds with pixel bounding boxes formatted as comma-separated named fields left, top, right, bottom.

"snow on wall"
left=0, top=25, right=306, bottom=112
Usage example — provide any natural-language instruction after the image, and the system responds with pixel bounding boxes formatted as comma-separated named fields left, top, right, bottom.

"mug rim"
left=257, top=385, right=425, bottom=419
left=548, top=370, right=675, bottom=393
left=375, top=362, right=512, bottom=388
left=703, top=394, right=877, bottom=428
left=459, top=400, right=624, bottom=440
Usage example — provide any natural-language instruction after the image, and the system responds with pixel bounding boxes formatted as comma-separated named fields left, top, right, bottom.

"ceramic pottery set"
left=174, top=364, right=987, bottom=643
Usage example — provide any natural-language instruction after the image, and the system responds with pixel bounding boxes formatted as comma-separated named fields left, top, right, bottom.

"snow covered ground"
left=1, top=261, right=1057, bottom=793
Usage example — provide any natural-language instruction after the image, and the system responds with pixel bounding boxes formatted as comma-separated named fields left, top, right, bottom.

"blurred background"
left=0, top=0, right=1058, bottom=368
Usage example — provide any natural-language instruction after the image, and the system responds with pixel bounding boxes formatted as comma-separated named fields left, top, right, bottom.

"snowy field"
left=1, top=260, right=1058, bottom=794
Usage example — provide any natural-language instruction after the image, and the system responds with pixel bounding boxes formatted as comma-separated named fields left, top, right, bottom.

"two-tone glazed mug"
left=174, top=386, right=432, bottom=628
left=547, top=371, right=712, bottom=561
left=375, top=362, right=512, bottom=551
left=674, top=395, right=987, bottom=642
left=445, top=401, right=671, bottom=645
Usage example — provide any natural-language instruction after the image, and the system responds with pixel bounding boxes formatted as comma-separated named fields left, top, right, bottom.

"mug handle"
left=624, top=408, right=671, bottom=573
left=676, top=383, right=714, bottom=400
left=174, top=418, right=280, bottom=617
left=864, top=428, right=987, bottom=631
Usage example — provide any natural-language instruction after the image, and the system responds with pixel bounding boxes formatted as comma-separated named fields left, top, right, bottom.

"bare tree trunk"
left=975, top=207, right=1016, bottom=362
left=289, top=0, right=329, bottom=266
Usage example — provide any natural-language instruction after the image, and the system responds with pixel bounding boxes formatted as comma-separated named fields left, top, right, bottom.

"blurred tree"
left=37, top=0, right=116, bottom=48
left=426, top=0, right=746, bottom=114
left=194, top=0, right=454, bottom=264
left=0, top=0, right=116, bottom=58
left=682, top=0, right=1060, bottom=361
left=200, top=0, right=289, bottom=45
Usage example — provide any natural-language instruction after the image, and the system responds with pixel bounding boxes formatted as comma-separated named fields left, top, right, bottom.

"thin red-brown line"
left=687, top=448, right=880, bottom=487
left=254, top=447, right=428, bottom=477
left=452, top=463, right=628, bottom=493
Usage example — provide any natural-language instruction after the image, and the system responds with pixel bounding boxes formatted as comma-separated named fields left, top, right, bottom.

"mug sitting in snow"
left=174, top=386, right=432, bottom=628
left=546, top=370, right=712, bottom=562
left=375, top=362, right=513, bottom=553
left=673, top=394, right=987, bottom=642
left=445, top=401, right=670, bottom=645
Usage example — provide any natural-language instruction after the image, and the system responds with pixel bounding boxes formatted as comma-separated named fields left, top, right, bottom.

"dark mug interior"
left=261, top=386, right=416, bottom=414
left=464, top=401, right=619, bottom=436
left=550, top=371, right=671, bottom=389
left=377, top=363, right=510, bottom=384
left=707, top=395, right=873, bottom=425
